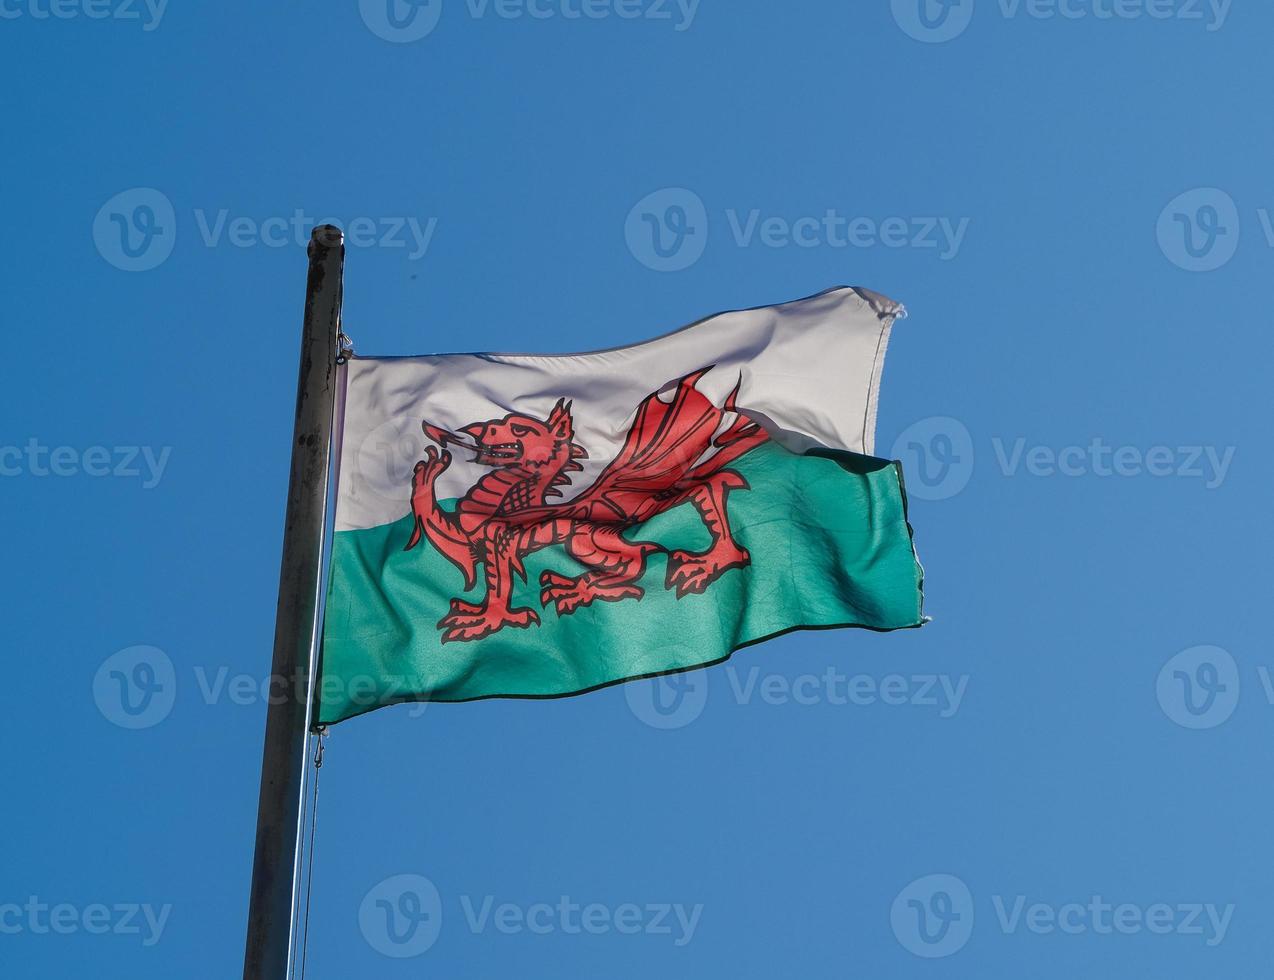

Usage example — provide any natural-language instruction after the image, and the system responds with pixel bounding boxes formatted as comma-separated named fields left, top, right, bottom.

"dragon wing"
left=542, top=367, right=767, bottom=526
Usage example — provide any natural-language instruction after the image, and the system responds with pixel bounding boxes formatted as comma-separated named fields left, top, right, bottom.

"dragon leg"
left=405, top=448, right=479, bottom=591
left=437, top=526, right=541, bottom=643
left=540, top=525, right=659, bottom=616
left=665, top=469, right=751, bottom=599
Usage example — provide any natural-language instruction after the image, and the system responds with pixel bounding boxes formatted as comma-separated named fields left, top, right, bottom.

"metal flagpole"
left=243, top=225, right=344, bottom=980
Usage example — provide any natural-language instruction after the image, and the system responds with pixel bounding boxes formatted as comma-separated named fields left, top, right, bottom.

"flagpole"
left=242, top=224, right=344, bottom=980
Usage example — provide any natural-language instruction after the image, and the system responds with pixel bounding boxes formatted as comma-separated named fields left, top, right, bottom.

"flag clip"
left=336, top=329, right=355, bottom=365
left=313, top=724, right=328, bottom=769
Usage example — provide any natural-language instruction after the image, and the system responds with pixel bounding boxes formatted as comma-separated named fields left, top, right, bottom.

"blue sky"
left=2, top=1, right=1271, bottom=977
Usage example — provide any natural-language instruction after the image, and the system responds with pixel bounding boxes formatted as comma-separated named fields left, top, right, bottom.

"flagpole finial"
left=309, top=223, right=344, bottom=254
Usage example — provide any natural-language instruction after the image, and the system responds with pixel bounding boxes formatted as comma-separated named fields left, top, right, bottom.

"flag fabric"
left=317, top=286, right=925, bottom=724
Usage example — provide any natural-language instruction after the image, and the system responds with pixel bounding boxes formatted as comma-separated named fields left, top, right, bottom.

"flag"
left=317, top=286, right=925, bottom=724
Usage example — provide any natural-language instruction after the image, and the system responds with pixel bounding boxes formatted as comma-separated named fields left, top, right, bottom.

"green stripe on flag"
left=318, top=441, right=924, bottom=724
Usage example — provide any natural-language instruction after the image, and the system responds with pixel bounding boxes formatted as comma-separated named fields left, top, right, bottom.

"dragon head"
left=424, top=398, right=584, bottom=470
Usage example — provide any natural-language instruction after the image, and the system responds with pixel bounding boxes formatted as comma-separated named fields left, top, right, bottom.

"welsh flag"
left=318, top=287, right=925, bottom=724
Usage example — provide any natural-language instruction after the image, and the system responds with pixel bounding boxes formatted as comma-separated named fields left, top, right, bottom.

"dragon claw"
left=437, top=605, right=540, bottom=642
left=414, top=447, right=452, bottom=488
left=665, top=547, right=749, bottom=599
left=539, top=574, right=644, bottom=615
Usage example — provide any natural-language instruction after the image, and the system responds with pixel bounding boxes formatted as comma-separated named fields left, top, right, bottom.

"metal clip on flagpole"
left=242, top=225, right=344, bottom=980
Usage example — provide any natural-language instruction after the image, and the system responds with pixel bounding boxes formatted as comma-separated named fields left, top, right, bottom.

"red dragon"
left=405, top=368, right=769, bottom=642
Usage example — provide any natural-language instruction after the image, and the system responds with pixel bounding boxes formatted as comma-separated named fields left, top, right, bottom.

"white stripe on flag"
left=335, top=286, right=903, bottom=532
